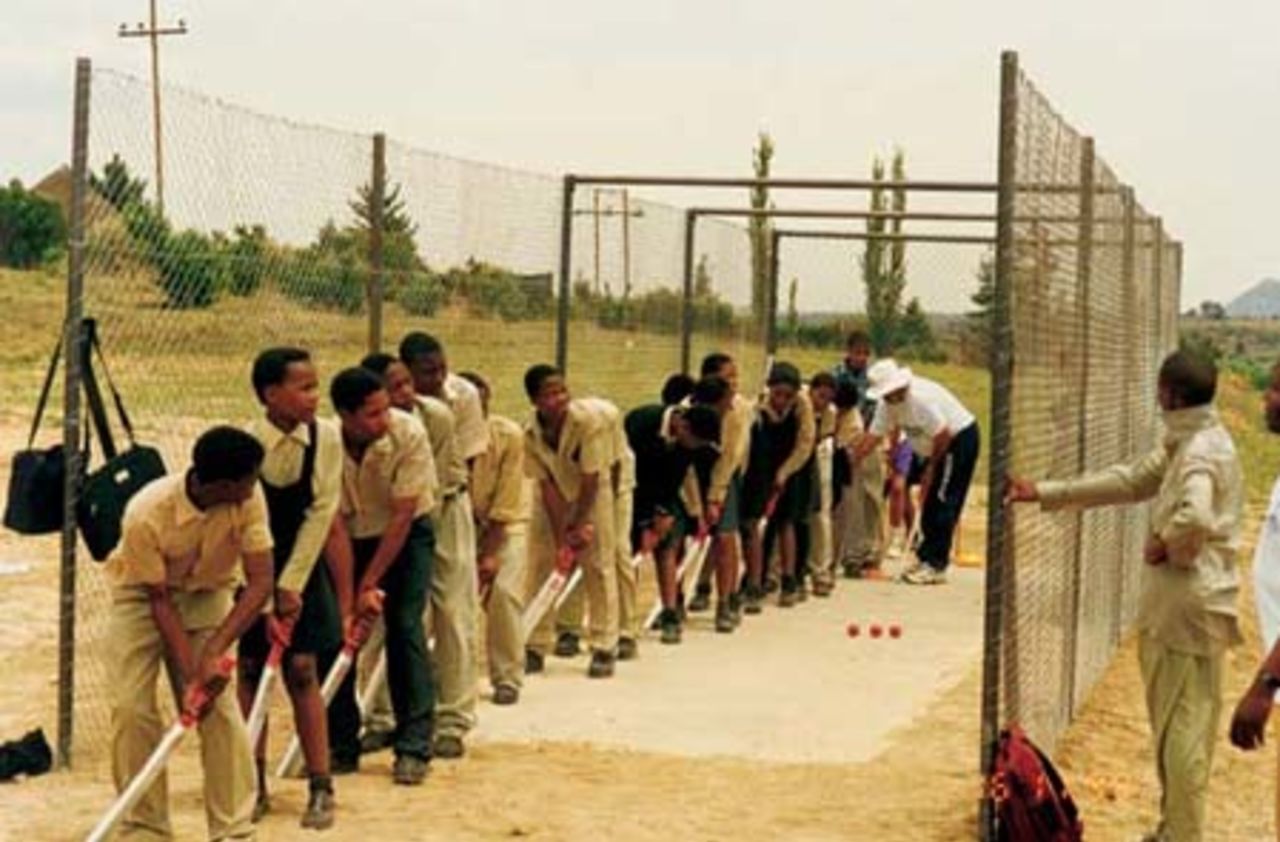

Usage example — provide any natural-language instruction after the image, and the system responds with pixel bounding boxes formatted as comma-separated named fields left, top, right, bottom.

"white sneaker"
left=901, top=564, right=947, bottom=585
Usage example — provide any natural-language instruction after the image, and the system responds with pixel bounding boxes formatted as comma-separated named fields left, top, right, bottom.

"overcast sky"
left=4, top=0, right=1277, bottom=312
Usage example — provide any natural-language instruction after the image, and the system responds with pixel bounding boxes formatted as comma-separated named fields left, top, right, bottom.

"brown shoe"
left=300, top=782, right=335, bottom=830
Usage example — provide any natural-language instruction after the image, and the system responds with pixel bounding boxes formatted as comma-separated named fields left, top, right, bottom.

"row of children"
left=99, top=329, right=979, bottom=838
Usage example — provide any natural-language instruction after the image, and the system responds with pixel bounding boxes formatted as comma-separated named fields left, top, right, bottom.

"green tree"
left=90, top=154, right=147, bottom=211
left=349, top=181, right=425, bottom=278
left=965, top=252, right=995, bottom=361
left=787, top=276, right=799, bottom=335
left=694, top=253, right=712, bottom=297
left=897, top=297, right=942, bottom=361
left=0, top=180, right=66, bottom=268
left=861, top=157, right=891, bottom=353
left=749, top=132, right=775, bottom=330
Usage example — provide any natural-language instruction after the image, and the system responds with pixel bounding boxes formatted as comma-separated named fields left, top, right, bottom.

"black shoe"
left=301, top=781, right=335, bottom=830
left=392, top=754, right=430, bottom=785
left=617, top=636, right=639, bottom=661
left=763, top=578, right=779, bottom=595
left=779, top=577, right=798, bottom=608
left=359, top=727, right=394, bottom=755
left=728, top=592, right=743, bottom=626
left=252, top=790, right=270, bottom=824
left=659, top=609, right=682, bottom=645
left=842, top=562, right=858, bottom=579
left=525, top=648, right=545, bottom=674
left=743, top=586, right=763, bottom=615
left=715, top=602, right=735, bottom=633
left=554, top=631, right=581, bottom=658
left=492, top=684, right=520, bottom=706
left=587, top=649, right=615, bottom=678
left=0, top=729, right=52, bottom=781
left=687, top=585, right=712, bottom=613
left=330, top=754, right=359, bottom=775
left=433, top=734, right=466, bottom=760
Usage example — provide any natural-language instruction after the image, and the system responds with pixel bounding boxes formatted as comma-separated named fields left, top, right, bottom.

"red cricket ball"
left=846, top=622, right=860, bottom=638
left=869, top=624, right=883, bottom=638
left=889, top=624, right=902, bottom=639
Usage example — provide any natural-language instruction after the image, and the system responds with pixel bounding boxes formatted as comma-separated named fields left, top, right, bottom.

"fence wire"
left=999, top=66, right=1180, bottom=753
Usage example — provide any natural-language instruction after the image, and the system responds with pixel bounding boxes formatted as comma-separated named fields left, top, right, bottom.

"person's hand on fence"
left=1143, top=536, right=1168, bottom=566
left=1229, top=680, right=1273, bottom=751
left=1003, top=475, right=1039, bottom=505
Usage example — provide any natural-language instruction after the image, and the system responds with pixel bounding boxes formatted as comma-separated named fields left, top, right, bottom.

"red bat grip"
left=179, top=654, right=236, bottom=727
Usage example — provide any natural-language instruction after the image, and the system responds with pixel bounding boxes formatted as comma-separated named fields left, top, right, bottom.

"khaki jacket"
left=1036, top=405, right=1243, bottom=655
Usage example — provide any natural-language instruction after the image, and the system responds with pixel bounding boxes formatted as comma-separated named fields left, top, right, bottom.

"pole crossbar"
left=775, top=230, right=995, bottom=245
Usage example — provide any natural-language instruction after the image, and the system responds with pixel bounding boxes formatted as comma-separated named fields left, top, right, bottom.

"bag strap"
left=26, top=333, right=63, bottom=448
left=80, top=319, right=119, bottom=461
left=86, top=318, right=138, bottom=445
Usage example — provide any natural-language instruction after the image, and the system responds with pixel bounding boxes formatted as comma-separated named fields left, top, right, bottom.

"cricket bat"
left=643, top=532, right=712, bottom=632
left=244, top=617, right=294, bottom=748
left=85, top=655, right=236, bottom=842
left=521, top=547, right=576, bottom=641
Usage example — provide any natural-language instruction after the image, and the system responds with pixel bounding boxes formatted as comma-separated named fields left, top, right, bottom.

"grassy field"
left=0, top=267, right=992, bottom=476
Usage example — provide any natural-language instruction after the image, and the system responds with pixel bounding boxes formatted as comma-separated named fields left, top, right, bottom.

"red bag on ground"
left=990, top=725, right=1083, bottom=842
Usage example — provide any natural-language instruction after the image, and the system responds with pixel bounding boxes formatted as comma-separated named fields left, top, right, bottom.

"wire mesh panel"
left=998, top=64, right=1175, bottom=752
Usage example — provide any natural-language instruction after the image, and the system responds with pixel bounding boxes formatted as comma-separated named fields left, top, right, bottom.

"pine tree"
left=787, top=276, right=799, bottom=334
left=749, top=132, right=775, bottom=330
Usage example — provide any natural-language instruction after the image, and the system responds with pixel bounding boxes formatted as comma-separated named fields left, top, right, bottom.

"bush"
left=0, top=180, right=66, bottom=268
left=155, top=229, right=228, bottom=309
left=399, top=272, right=447, bottom=317
left=284, top=249, right=365, bottom=314
left=445, top=259, right=545, bottom=321
left=225, top=225, right=269, bottom=297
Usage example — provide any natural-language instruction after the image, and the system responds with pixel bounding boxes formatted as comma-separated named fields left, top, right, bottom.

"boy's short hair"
left=1159, top=350, right=1217, bottom=407
left=192, top=426, right=264, bottom=484
left=661, top=373, right=697, bottom=406
left=359, top=352, right=398, bottom=379
left=845, top=330, right=871, bottom=350
left=399, top=332, right=443, bottom=365
left=331, top=367, right=386, bottom=414
left=682, top=404, right=721, bottom=445
left=809, top=371, right=837, bottom=392
left=700, top=352, right=733, bottom=378
left=766, top=361, right=802, bottom=390
left=251, top=347, right=310, bottom=403
left=834, top=380, right=860, bottom=410
left=524, top=364, right=561, bottom=401
left=692, top=375, right=731, bottom=407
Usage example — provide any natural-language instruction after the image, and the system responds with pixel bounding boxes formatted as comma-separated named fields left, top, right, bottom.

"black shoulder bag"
left=3, top=337, right=76, bottom=535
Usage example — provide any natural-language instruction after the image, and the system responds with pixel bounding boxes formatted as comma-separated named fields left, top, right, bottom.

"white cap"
left=865, top=358, right=913, bottom=400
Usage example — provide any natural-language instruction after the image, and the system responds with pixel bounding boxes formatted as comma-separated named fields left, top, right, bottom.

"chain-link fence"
left=983, top=52, right=1182, bottom=798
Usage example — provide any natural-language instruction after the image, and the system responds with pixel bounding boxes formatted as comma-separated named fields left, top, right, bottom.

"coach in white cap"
left=852, top=359, right=979, bottom=584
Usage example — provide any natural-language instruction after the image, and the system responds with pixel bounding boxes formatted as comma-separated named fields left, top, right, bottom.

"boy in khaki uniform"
left=804, top=372, right=841, bottom=596
left=460, top=371, right=531, bottom=704
left=106, top=426, right=274, bottom=841
left=1008, top=351, right=1244, bottom=842
left=522, top=365, right=627, bottom=678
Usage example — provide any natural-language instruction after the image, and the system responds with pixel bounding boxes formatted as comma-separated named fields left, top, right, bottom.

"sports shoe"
left=728, top=592, right=743, bottom=625
left=587, top=649, right=616, bottom=678
left=359, top=727, right=394, bottom=755
left=659, top=609, right=682, bottom=645
left=392, top=754, right=429, bottom=785
left=714, top=602, right=735, bottom=633
left=433, top=734, right=465, bottom=760
left=617, top=636, right=639, bottom=661
left=687, top=585, right=712, bottom=613
left=743, top=585, right=763, bottom=615
left=554, top=631, right=581, bottom=658
left=812, top=580, right=833, bottom=597
left=492, top=684, right=520, bottom=706
left=524, top=648, right=545, bottom=674
left=301, top=777, right=335, bottom=830
left=901, top=564, right=947, bottom=585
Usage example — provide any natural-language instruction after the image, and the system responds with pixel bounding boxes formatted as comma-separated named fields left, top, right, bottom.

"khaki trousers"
left=837, top=451, right=885, bottom=568
left=109, top=589, right=255, bottom=841
left=614, top=460, right=640, bottom=641
left=809, top=440, right=836, bottom=587
left=1139, top=636, right=1223, bottom=842
left=365, top=495, right=478, bottom=740
left=526, top=481, right=619, bottom=654
left=485, top=524, right=528, bottom=690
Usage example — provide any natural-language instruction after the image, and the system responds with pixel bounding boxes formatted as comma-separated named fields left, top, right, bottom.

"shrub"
left=225, top=224, right=269, bottom=297
left=0, top=180, right=66, bottom=268
left=284, top=249, right=365, bottom=314
left=155, top=229, right=228, bottom=309
left=399, top=272, right=447, bottom=317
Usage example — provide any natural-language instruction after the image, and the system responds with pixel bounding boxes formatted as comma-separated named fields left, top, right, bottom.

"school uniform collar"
left=659, top=405, right=679, bottom=445
left=1161, top=405, right=1220, bottom=447
left=174, top=473, right=208, bottom=527
left=255, top=417, right=311, bottom=451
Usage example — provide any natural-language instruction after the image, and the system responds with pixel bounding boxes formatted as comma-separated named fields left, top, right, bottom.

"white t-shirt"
left=869, top=376, right=975, bottom=457
left=1253, top=476, right=1280, bottom=663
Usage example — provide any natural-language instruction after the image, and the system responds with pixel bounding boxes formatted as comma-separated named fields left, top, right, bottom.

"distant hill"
left=1227, top=279, right=1280, bottom=318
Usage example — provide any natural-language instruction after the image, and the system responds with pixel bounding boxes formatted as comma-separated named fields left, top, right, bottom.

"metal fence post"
left=1112, top=187, right=1136, bottom=644
left=680, top=210, right=697, bottom=375
left=368, top=132, right=386, bottom=354
left=979, top=48, right=1019, bottom=842
left=59, top=57, right=92, bottom=770
left=1170, top=241, right=1183, bottom=350
left=766, top=229, right=781, bottom=354
left=1152, top=218, right=1164, bottom=352
left=1064, top=138, right=1095, bottom=719
left=556, top=176, right=576, bottom=372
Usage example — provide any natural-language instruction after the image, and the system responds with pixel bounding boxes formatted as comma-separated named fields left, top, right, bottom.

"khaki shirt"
left=707, top=393, right=754, bottom=506
left=1037, top=405, right=1244, bottom=655
left=341, top=407, right=438, bottom=539
left=414, top=395, right=465, bottom=496
left=444, top=372, right=490, bottom=464
left=107, top=474, right=274, bottom=627
left=834, top=405, right=864, bottom=447
left=525, top=398, right=621, bottom=503
left=815, top=402, right=838, bottom=441
left=247, top=416, right=342, bottom=593
left=758, top=387, right=817, bottom=484
left=472, top=414, right=529, bottom=525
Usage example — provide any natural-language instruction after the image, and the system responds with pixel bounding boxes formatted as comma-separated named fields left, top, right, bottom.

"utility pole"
left=572, top=187, right=642, bottom=298
left=118, top=1, right=188, bottom=216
